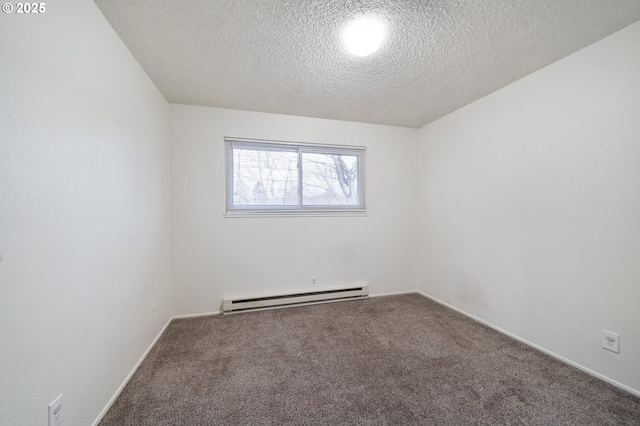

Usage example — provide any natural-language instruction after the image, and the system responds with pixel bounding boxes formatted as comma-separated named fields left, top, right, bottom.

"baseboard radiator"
left=222, top=284, right=369, bottom=315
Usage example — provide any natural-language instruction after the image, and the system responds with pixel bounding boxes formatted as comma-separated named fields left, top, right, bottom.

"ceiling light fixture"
left=342, top=16, right=387, bottom=57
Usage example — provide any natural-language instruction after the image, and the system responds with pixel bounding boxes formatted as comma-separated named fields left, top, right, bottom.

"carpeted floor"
left=100, top=293, right=640, bottom=425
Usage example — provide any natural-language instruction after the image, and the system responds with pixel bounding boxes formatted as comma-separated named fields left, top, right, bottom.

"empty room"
left=2, top=0, right=640, bottom=425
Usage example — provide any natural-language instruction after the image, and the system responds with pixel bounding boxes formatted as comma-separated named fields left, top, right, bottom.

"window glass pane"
left=302, top=152, right=359, bottom=206
left=233, top=148, right=298, bottom=206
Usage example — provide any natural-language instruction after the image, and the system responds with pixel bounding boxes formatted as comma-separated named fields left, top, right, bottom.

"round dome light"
left=342, top=17, right=387, bottom=57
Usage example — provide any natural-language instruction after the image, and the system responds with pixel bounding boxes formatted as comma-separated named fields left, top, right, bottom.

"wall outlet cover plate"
left=602, top=330, right=620, bottom=354
left=49, top=394, right=64, bottom=426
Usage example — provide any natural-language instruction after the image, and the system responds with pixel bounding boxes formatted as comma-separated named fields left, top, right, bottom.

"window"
left=225, top=137, right=366, bottom=216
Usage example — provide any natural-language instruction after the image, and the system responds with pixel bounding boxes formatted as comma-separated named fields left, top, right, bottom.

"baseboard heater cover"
left=222, top=284, right=369, bottom=314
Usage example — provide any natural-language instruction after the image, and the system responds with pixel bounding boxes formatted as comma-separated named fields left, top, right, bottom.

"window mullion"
left=297, top=148, right=303, bottom=207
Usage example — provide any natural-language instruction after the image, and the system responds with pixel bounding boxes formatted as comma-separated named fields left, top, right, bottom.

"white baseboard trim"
left=416, top=291, right=640, bottom=398
left=172, top=310, right=221, bottom=319
left=369, top=289, right=418, bottom=298
left=92, top=317, right=173, bottom=426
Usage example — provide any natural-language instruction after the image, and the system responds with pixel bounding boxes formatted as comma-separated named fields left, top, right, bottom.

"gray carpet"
left=100, top=293, right=640, bottom=425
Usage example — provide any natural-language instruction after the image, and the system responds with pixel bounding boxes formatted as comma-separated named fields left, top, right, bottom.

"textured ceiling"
left=94, top=1, right=640, bottom=128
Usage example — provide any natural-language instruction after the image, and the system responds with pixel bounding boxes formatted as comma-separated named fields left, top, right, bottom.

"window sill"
left=224, top=209, right=368, bottom=218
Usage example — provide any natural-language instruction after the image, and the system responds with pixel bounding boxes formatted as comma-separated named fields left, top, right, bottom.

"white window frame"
left=224, top=137, right=366, bottom=217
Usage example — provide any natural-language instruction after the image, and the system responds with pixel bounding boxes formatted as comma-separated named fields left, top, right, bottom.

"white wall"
left=170, top=105, right=417, bottom=315
left=0, top=1, right=172, bottom=425
left=416, top=21, right=640, bottom=393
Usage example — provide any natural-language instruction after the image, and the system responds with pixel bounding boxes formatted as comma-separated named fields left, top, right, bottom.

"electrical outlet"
left=311, top=276, right=317, bottom=286
left=48, top=394, right=63, bottom=426
left=151, top=303, right=156, bottom=313
left=602, top=330, right=620, bottom=353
